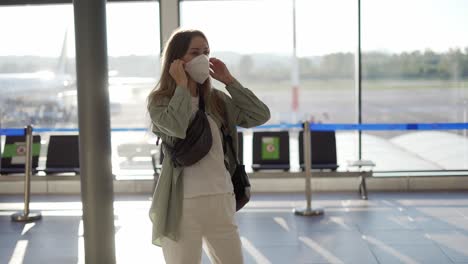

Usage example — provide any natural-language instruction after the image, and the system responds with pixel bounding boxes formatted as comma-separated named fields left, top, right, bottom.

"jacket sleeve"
left=224, top=79, right=271, bottom=128
left=148, top=86, right=192, bottom=139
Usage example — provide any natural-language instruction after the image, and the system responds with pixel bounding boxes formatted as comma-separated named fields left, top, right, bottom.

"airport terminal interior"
left=1, top=0, right=468, bottom=263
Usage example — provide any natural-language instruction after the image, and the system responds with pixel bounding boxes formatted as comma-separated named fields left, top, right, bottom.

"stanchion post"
left=11, top=125, right=41, bottom=222
left=294, top=121, right=324, bottom=216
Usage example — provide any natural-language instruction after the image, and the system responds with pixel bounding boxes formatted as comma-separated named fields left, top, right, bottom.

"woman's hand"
left=169, top=59, right=188, bottom=87
left=209, top=57, right=235, bottom=86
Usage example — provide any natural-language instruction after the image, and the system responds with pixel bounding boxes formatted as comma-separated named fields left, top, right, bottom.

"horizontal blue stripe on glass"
left=2, top=123, right=468, bottom=135
left=309, top=123, right=468, bottom=131
left=0, top=129, right=25, bottom=136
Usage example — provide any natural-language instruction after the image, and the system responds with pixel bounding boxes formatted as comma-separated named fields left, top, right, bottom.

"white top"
left=182, top=96, right=234, bottom=198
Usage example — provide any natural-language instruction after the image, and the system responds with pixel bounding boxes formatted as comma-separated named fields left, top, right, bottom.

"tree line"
left=237, top=48, right=468, bottom=81
left=1, top=48, right=468, bottom=81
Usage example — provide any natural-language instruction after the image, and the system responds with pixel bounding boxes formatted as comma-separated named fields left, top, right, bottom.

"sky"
left=0, top=0, right=467, bottom=58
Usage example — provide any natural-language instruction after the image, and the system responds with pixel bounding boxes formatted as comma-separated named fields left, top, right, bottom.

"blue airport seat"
left=252, top=131, right=290, bottom=171
left=0, top=135, right=41, bottom=175
left=299, top=130, right=339, bottom=171
left=43, top=135, right=80, bottom=174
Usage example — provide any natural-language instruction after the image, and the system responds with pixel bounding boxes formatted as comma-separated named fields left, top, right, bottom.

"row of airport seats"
left=253, top=131, right=338, bottom=171
left=152, top=130, right=338, bottom=174
left=0, top=135, right=80, bottom=175
left=1, top=131, right=338, bottom=176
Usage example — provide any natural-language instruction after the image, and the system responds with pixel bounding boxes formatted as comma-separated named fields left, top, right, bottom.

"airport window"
left=106, top=1, right=160, bottom=129
left=0, top=2, right=161, bottom=175
left=180, top=0, right=294, bottom=125
left=0, top=4, right=76, bottom=129
left=2, top=0, right=466, bottom=175
left=295, top=0, right=359, bottom=170
left=361, top=0, right=468, bottom=171
left=180, top=0, right=360, bottom=171
left=106, top=1, right=160, bottom=175
left=180, top=0, right=357, bottom=125
left=0, top=2, right=160, bottom=129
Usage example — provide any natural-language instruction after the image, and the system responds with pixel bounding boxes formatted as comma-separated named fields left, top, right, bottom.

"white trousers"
left=161, top=193, right=244, bottom=264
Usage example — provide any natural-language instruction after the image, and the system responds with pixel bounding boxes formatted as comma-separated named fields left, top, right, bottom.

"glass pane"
left=180, top=0, right=359, bottom=171
left=107, top=2, right=160, bottom=128
left=181, top=0, right=293, bottom=124
left=0, top=2, right=161, bottom=176
left=106, top=2, right=160, bottom=175
left=181, top=0, right=294, bottom=171
left=362, top=0, right=468, bottom=171
left=296, top=0, right=359, bottom=170
left=296, top=0, right=357, bottom=123
left=0, top=4, right=76, bottom=129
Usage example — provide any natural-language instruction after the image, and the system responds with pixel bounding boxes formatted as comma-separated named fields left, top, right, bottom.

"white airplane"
left=0, top=30, right=158, bottom=128
left=0, top=31, right=77, bottom=127
left=0, top=31, right=74, bottom=100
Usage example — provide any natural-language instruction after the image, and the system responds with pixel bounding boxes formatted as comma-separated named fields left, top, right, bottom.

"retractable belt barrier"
left=2, top=122, right=467, bottom=220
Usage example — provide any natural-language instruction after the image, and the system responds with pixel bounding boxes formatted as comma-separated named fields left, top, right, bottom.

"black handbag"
left=223, top=128, right=251, bottom=211
left=162, top=87, right=213, bottom=168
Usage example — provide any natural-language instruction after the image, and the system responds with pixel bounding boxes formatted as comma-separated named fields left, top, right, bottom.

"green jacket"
left=148, top=79, right=270, bottom=246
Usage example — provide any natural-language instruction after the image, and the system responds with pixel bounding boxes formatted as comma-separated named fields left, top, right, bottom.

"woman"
left=147, top=28, right=270, bottom=264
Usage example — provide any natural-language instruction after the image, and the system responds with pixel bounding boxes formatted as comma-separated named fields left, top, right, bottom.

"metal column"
left=73, top=0, right=116, bottom=263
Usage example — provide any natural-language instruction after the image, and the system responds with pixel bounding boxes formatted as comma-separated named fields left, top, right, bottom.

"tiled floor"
left=1, top=191, right=468, bottom=264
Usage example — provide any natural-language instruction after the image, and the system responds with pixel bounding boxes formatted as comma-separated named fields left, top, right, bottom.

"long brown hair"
left=147, top=29, right=225, bottom=122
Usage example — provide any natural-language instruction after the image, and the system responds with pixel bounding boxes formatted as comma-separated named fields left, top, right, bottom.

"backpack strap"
left=221, top=124, right=239, bottom=166
left=198, top=86, right=206, bottom=112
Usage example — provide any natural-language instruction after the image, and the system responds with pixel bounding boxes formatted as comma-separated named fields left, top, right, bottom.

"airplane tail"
left=56, top=30, right=68, bottom=76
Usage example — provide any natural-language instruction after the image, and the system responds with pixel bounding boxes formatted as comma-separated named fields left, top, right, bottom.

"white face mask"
left=185, top=54, right=210, bottom=84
